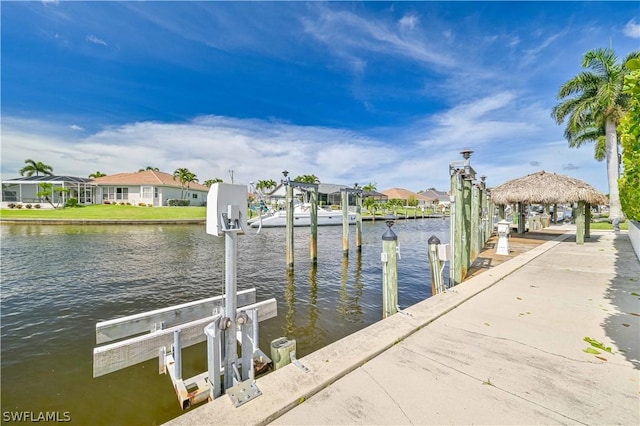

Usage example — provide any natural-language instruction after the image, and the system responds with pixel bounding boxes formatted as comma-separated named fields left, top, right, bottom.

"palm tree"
left=551, top=47, right=639, bottom=220
left=256, top=179, right=277, bottom=194
left=88, top=171, right=107, bottom=178
left=363, top=196, right=378, bottom=221
left=294, top=174, right=320, bottom=184
left=204, top=178, right=224, bottom=187
left=173, top=168, right=192, bottom=199
left=183, top=171, right=199, bottom=198
left=139, top=166, right=159, bottom=172
left=20, top=159, right=53, bottom=177
left=363, top=182, right=377, bottom=192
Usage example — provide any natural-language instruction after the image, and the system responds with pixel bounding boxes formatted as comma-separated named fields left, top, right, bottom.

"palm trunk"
left=605, top=120, right=623, bottom=220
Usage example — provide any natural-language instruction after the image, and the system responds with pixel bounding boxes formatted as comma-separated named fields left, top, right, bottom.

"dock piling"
left=381, top=221, right=398, bottom=318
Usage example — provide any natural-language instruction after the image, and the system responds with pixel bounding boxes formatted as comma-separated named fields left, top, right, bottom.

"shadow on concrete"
left=604, top=233, right=640, bottom=369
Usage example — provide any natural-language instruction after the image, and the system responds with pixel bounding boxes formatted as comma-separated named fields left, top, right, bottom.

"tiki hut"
left=490, top=171, right=607, bottom=244
left=491, top=170, right=607, bottom=206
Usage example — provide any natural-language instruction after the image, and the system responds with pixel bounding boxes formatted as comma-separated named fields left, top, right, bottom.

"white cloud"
left=521, top=31, right=564, bottom=67
left=70, top=125, right=84, bottom=131
left=623, top=18, right=640, bottom=39
left=1, top=99, right=611, bottom=194
left=302, top=5, right=455, bottom=72
left=398, top=14, right=418, bottom=31
left=1, top=115, right=403, bottom=188
left=86, top=35, right=107, bottom=46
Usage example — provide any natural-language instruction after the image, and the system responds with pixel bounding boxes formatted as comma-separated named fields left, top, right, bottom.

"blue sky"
left=2, top=1, right=639, bottom=193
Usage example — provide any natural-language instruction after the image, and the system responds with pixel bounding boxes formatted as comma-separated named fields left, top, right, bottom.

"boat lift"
left=92, top=183, right=276, bottom=409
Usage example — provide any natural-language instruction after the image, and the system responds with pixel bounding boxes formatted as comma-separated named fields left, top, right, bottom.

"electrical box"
left=437, top=244, right=451, bottom=262
left=206, top=183, right=248, bottom=237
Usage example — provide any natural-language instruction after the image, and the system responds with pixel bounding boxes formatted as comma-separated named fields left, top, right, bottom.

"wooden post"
left=470, top=185, right=479, bottom=262
left=553, top=203, right=558, bottom=224
left=451, top=174, right=463, bottom=285
left=286, top=184, right=294, bottom=269
left=428, top=235, right=444, bottom=296
left=479, top=187, right=486, bottom=246
left=517, top=202, right=525, bottom=234
left=585, top=202, right=591, bottom=239
left=486, top=196, right=494, bottom=243
left=381, top=221, right=398, bottom=318
left=461, top=177, right=472, bottom=279
left=310, top=188, right=318, bottom=264
left=342, top=190, right=349, bottom=256
left=576, top=201, right=585, bottom=244
left=356, top=191, right=362, bottom=251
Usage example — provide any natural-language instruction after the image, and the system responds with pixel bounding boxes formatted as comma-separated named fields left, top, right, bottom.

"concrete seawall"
left=165, top=228, right=640, bottom=425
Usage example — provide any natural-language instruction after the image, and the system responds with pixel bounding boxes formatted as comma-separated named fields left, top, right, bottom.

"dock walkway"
left=167, top=227, right=640, bottom=425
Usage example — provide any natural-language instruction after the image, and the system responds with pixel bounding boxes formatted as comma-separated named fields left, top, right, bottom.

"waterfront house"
left=1, top=170, right=210, bottom=208
left=419, top=189, right=451, bottom=208
left=381, top=187, right=436, bottom=208
left=1, top=175, right=96, bottom=207
left=91, top=170, right=209, bottom=206
left=265, top=183, right=375, bottom=207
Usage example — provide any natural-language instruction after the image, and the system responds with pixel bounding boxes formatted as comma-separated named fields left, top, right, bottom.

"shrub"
left=167, top=199, right=190, bottom=206
left=618, top=58, right=640, bottom=221
left=65, top=198, right=78, bottom=208
left=148, top=204, right=152, bottom=207
left=119, top=202, right=126, bottom=206
left=126, top=202, right=131, bottom=206
left=35, top=204, right=41, bottom=209
left=139, top=202, right=146, bottom=207
left=7, top=203, right=16, bottom=209
left=25, top=204, right=33, bottom=209
left=16, top=204, right=23, bottom=209
left=104, top=200, right=111, bottom=205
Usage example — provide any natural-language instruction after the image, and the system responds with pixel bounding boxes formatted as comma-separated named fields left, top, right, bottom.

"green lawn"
left=0, top=204, right=206, bottom=220
left=589, top=221, right=629, bottom=231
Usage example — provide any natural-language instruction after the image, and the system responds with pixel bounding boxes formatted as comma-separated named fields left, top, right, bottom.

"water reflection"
left=282, top=266, right=328, bottom=350
left=337, top=252, right=365, bottom=324
left=0, top=219, right=449, bottom=425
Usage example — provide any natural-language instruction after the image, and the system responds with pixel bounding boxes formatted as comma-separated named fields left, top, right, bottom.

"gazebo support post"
left=487, top=198, right=494, bottom=241
left=498, top=204, right=505, bottom=221
left=585, top=203, right=591, bottom=239
left=517, top=202, right=525, bottom=234
left=576, top=201, right=585, bottom=245
left=553, top=203, right=558, bottom=224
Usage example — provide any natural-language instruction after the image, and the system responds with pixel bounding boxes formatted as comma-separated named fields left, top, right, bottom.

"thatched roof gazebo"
left=491, top=170, right=607, bottom=206
left=490, top=171, right=607, bottom=244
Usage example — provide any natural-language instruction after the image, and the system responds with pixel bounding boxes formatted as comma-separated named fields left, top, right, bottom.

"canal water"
left=0, top=218, right=449, bottom=425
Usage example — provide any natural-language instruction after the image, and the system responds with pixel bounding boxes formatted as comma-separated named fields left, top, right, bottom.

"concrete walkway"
left=167, top=229, right=640, bottom=425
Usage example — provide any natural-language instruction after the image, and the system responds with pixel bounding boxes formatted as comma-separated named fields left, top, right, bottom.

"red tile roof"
left=381, top=187, right=433, bottom=201
left=91, top=170, right=210, bottom=191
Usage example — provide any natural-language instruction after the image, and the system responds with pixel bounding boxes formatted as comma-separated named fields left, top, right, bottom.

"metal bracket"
left=396, top=305, right=413, bottom=317
left=290, top=350, right=310, bottom=373
left=227, top=380, right=262, bottom=408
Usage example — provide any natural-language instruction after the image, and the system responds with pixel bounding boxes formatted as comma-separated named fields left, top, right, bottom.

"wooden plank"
left=93, top=298, right=277, bottom=377
left=96, top=289, right=256, bottom=344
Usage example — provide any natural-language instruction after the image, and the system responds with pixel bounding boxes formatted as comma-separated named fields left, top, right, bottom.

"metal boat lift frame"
left=93, top=183, right=276, bottom=409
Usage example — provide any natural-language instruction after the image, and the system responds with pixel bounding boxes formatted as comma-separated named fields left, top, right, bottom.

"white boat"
left=248, top=203, right=357, bottom=228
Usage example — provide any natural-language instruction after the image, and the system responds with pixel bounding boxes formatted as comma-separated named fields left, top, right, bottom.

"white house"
left=91, top=170, right=210, bottom=206
left=1, top=170, right=210, bottom=208
left=1, top=175, right=96, bottom=208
